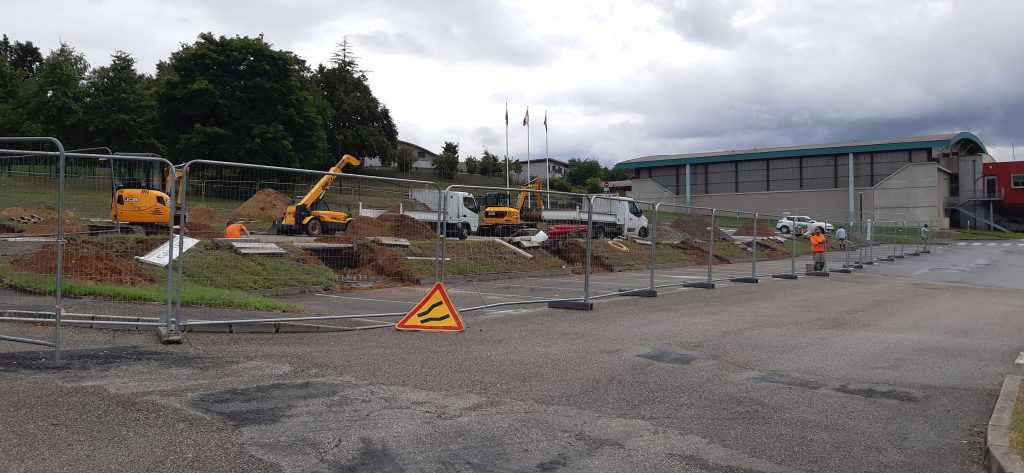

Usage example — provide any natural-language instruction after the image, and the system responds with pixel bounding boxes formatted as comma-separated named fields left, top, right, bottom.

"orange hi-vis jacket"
left=224, top=223, right=247, bottom=238
left=810, top=234, right=826, bottom=253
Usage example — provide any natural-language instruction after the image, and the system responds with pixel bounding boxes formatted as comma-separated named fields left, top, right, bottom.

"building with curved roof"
left=615, top=132, right=994, bottom=229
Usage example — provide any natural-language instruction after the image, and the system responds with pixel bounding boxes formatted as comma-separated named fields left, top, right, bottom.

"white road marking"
left=1015, top=352, right=1024, bottom=365
left=1004, top=243, right=1012, bottom=246
left=1019, top=244, right=1024, bottom=246
left=956, top=242, right=966, bottom=246
left=971, top=243, right=982, bottom=246
left=988, top=243, right=997, bottom=246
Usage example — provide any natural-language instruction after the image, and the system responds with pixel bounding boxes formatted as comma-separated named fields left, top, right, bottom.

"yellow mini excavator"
left=272, top=154, right=361, bottom=236
left=478, top=177, right=545, bottom=237
left=102, top=163, right=184, bottom=234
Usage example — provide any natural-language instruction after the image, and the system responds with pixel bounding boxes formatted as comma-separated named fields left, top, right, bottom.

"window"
left=1013, top=174, right=1024, bottom=189
left=417, top=151, right=425, bottom=159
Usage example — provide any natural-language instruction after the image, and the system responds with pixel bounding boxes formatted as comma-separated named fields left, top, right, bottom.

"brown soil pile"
left=0, top=223, right=23, bottom=234
left=732, top=221, right=776, bottom=236
left=341, top=213, right=437, bottom=240
left=389, top=199, right=431, bottom=212
left=749, top=240, right=790, bottom=260
left=1, top=205, right=74, bottom=220
left=24, top=222, right=88, bottom=235
left=185, top=222, right=221, bottom=239
left=668, top=215, right=733, bottom=242
left=12, top=243, right=160, bottom=286
left=236, top=188, right=292, bottom=218
left=187, top=205, right=226, bottom=227
left=673, top=240, right=730, bottom=264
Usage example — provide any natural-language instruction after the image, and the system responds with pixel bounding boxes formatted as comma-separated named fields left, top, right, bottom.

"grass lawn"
left=588, top=239, right=696, bottom=268
left=950, top=229, right=1024, bottom=240
left=400, top=239, right=567, bottom=279
left=179, top=244, right=336, bottom=291
left=1008, top=379, right=1024, bottom=460
left=0, top=266, right=300, bottom=312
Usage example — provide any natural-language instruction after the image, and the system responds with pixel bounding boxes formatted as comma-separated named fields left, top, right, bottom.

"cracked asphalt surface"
left=3, top=242, right=1023, bottom=471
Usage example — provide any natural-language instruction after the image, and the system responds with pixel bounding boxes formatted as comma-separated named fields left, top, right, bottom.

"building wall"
left=626, top=178, right=877, bottom=223
left=633, top=148, right=932, bottom=196
left=872, top=163, right=943, bottom=225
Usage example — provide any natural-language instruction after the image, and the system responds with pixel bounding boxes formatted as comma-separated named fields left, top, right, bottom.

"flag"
left=543, top=111, right=547, bottom=132
left=504, top=103, right=508, bottom=126
left=523, top=107, right=529, bottom=126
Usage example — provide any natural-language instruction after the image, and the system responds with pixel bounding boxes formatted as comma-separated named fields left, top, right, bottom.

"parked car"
left=776, top=216, right=834, bottom=234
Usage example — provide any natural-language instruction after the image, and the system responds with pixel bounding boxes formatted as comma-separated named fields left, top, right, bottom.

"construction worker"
left=224, top=220, right=252, bottom=239
left=809, top=226, right=827, bottom=271
left=920, top=223, right=930, bottom=250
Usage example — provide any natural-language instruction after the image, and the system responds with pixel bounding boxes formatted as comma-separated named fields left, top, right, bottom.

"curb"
left=987, top=375, right=1024, bottom=473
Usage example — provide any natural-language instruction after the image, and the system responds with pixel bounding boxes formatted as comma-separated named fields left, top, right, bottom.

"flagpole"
left=526, top=108, right=531, bottom=187
left=504, top=103, right=509, bottom=189
left=544, top=111, right=549, bottom=193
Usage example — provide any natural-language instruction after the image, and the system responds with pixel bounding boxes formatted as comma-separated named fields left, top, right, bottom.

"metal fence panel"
left=173, top=158, right=444, bottom=329
left=444, top=184, right=597, bottom=312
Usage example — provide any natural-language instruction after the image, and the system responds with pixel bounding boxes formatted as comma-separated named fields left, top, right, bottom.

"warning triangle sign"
left=395, top=282, right=465, bottom=332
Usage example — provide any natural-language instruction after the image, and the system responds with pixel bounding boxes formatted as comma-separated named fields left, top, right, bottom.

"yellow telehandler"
left=271, top=155, right=361, bottom=236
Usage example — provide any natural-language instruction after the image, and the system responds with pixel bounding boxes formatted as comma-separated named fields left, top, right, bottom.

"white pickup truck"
left=533, top=195, right=649, bottom=239
left=359, top=189, right=480, bottom=239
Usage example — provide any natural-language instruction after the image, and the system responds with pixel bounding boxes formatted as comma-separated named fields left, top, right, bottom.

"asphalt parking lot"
left=2, top=241, right=1023, bottom=472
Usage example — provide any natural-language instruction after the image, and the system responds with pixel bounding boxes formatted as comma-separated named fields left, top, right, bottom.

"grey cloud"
left=545, top=0, right=1024, bottom=162
left=650, top=0, right=753, bottom=48
left=349, top=0, right=566, bottom=66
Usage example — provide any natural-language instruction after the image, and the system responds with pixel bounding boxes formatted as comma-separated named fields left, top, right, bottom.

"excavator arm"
left=515, top=177, right=545, bottom=210
left=297, top=154, right=361, bottom=207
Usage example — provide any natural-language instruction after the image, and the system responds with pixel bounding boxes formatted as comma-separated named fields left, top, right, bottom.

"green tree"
left=313, top=38, right=397, bottom=167
left=28, top=42, right=89, bottom=146
left=464, top=155, right=480, bottom=175
left=504, top=158, right=523, bottom=181
left=154, top=33, right=326, bottom=166
left=478, top=150, right=500, bottom=176
left=601, top=167, right=631, bottom=181
left=84, top=51, right=161, bottom=152
left=394, top=145, right=415, bottom=172
left=549, top=176, right=573, bottom=192
left=0, top=43, right=40, bottom=136
left=0, top=35, right=43, bottom=77
left=578, top=177, right=604, bottom=194
left=432, top=141, right=459, bottom=179
left=565, top=157, right=604, bottom=186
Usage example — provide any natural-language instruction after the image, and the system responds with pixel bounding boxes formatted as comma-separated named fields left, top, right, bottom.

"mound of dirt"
left=185, top=222, right=221, bottom=240
left=187, top=205, right=226, bottom=227
left=23, top=222, right=88, bottom=235
left=0, top=205, right=74, bottom=220
left=668, top=214, right=733, bottom=242
left=0, top=223, right=23, bottom=234
left=732, top=221, right=776, bottom=237
left=236, top=188, right=292, bottom=218
left=673, top=240, right=730, bottom=264
left=341, top=213, right=437, bottom=240
left=12, top=243, right=160, bottom=286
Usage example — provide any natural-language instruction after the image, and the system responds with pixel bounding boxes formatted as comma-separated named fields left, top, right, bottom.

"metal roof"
left=616, top=132, right=986, bottom=169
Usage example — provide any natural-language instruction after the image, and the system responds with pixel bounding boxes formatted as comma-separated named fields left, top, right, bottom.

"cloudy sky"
left=4, top=0, right=1024, bottom=165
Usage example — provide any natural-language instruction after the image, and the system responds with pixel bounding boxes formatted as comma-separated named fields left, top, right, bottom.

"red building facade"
left=982, top=162, right=1024, bottom=205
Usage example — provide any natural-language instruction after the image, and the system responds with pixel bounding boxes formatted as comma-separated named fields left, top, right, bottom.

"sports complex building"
left=614, top=132, right=1015, bottom=230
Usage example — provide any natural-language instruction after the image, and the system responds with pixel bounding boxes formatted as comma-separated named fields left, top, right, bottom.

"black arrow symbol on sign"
left=417, top=300, right=451, bottom=323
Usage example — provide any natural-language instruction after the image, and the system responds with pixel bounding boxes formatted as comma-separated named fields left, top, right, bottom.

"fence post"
left=160, top=162, right=181, bottom=343
left=648, top=204, right=658, bottom=293
left=550, top=194, right=595, bottom=309
left=751, top=213, right=758, bottom=279
left=438, top=187, right=447, bottom=282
